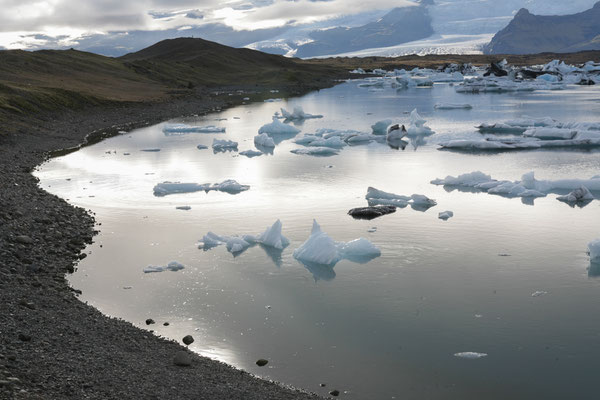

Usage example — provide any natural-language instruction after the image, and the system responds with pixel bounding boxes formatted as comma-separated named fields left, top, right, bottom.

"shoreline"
left=0, top=84, right=335, bottom=399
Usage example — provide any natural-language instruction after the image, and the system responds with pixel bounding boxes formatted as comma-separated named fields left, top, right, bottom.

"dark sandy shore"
left=0, top=86, right=333, bottom=399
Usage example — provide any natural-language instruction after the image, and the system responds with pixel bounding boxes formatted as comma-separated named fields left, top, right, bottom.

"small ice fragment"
left=225, top=237, right=251, bottom=253
left=153, top=182, right=210, bottom=196
left=176, top=206, right=192, bottom=210
left=123, top=152, right=130, bottom=156
left=434, top=103, right=472, bottom=110
left=474, top=314, right=483, bottom=318
left=210, top=179, right=249, bottom=194
left=367, top=227, right=377, bottom=233
left=454, top=352, right=488, bottom=359
left=141, top=148, right=161, bottom=152
left=166, top=261, right=185, bottom=271
left=243, top=97, right=250, bottom=101
left=258, top=117, right=301, bottom=135
left=556, top=186, right=594, bottom=203
left=123, top=286, right=132, bottom=290
left=291, top=147, right=339, bottom=156
left=254, top=133, right=275, bottom=147
left=212, top=139, right=238, bottom=150
left=240, top=150, right=263, bottom=158
left=438, top=211, right=454, bottom=220
left=196, top=144, right=208, bottom=150
left=280, top=106, right=322, bottom=120
left=531, top=291, right=548, bottom=297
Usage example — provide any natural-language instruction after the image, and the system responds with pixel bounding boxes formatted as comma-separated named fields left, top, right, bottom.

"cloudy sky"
left=0, top=0, right=416, bottom=51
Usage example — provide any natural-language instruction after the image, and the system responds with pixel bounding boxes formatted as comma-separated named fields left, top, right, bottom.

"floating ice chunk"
left=258, top=117, right=301, bottom=135
left=280, top=106, right=323, bottom=120
left=239, top=150, right=263, bottom=158
left=210, top=179, right=249, bottom=194
left=254, top=133, right=275, bottom=148
left=176, top=206, right=191, bottom=210
left=345, top=133, right=378, bottom=143
left=201, top=232, right=224, bottom=249
left=434, top=103, right=472, bottom=110
left=536, top=74, right=559, bottom=83
left=371, top=119, right=393, bottom=135
left=438, top=211, right=454, bottom=220
left=294, top=135, right=320, bottom=145
left=226, top=237, right=251, bottom=253
left=556, top=186, right=594, bottom=203
left=141, top=148, right=161, bottom=152
left=366, top=187, right=435, bottom=209
left=454, top=352, right=487, bottom=359
left=366, top=187, right=411, bottom=202
left=153, top=182, right=211, bottom=197
left=338, top=238, right=381, bottom=261
left=589, top=239, right=600, bottom=261
left=350, top=68, right=366, bottom=74
left=264, top=98, right=282, bottom=102
left=523, top=128, right=576, bottom=140
left=477, top=123, right=527, bottom=134
left=293, top=220, right=380, bottom=266
left=163, top=124, right=225, bottom=134
left=257, top=219, right=290, bottom=250
left=358, top=78, right=385, bottom=88
left=504, top=116, right=557, bottom=128
left=431, top=171, right=493, bottom=187
left=306, top=137, right=347, bottom=148
left=531, top=291, right=548, bottom=297
left=196, top=144, right=208, bottom=150
left=212, top=139, right=238, bottom=150
left=521, top=172, right=600, bottom=192
left=411, top=194, right=437, bottom=206
left=406, top=109, right=434, bottom=137
left=291, top=147, right=339, bottom=156
left=143, top=261, right=185, bottom=273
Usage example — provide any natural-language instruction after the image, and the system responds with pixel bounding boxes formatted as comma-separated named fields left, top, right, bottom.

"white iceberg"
left=434, top=103, right=472, bottom=110
left=521, top=172, right=600, bottom=192
left=438, top=211, right=454, bottom=220
left=257, top=219, right=290, bottom=250
left=239, top=150, right=263, bottom=158
left=153, top=182, right=211, bottom=197
left=200, top=220, right=289, bottom=255
left=163, top=124, right=225, bottom=135
left=280, top=106, right=323, bottom=120
left=212, top=139, right=238, bottom=150
left=293, top=220, right=380, bottom=266
left=454, top=352, right=487, bottom=359
left=258, top=117, right=301, bottom=135
left=143, top=261, right=185, bottom=273
left=406, top=109, right=434, bottom=137
left=371, top=119, right=393, bottom=135
left=556, top=186, right=595, bottom=203
left=291, top=147, right=339, bottom=156
left=523, top=128, right=576, bottom=140
left=366, top=187, right=436, bottom=209
left=254, top=133, right=275, bottom=148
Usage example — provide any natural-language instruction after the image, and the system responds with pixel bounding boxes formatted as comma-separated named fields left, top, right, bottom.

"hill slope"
left=484, top=2, right=600, bottom=54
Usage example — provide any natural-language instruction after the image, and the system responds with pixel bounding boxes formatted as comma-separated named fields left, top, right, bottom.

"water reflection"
left=297, top=260, right=336, bottom=282
left=588, top=261, right=600, bottom=278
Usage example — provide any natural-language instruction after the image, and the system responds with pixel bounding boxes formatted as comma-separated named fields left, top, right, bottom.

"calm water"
left=35, top=82, right=600, bottom=399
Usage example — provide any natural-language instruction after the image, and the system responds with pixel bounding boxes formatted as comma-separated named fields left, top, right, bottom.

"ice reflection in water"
left=35, top=82, right=600, bottom=400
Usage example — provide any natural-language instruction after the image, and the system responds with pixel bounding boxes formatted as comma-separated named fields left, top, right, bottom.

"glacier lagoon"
left=35, top=81, right=600, bottom=399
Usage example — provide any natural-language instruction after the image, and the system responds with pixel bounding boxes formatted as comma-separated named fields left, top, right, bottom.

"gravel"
left=0, top=87, right=330, bottom=399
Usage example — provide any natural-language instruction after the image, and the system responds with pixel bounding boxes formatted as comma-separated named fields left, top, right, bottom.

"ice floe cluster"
left=280, top=106, right=323, bottom=121
left=153, top=180, right=249, bottom=196
left=366, top=187, right=437, bottom=210
left=439, top=116, right=600, bottom=151
left=143, top=261, right=185, bottom=273
left=200, top=220, right=290, bottom=254
left=431, top=171, right=599, bottom=204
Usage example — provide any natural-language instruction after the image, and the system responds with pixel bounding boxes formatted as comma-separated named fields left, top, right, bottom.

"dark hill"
left=484, top=2, right=600, bottom=54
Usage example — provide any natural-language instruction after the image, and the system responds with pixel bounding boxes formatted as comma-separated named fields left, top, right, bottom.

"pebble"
left=145, top=319, right=155, bottom=325
left=182, top=335, right=194, bottom=346
left=173, top=351, right=192, bottom=367
left=18, top=333, right=31, bottom=342
left=256, top=359, right=268, bottom=367
left=329, top=389, right=340, bottom=396
left=15, top=235, right=33, bottom=244
left=163, top=322, right=170, bottom=326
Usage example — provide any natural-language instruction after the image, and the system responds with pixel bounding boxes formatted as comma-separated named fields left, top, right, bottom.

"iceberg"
left=293, top=220, right=380, bottom=266
left=406, top=109, right=434, bottom=137
left=200, top=220, right=289, bottom=255
left=239, top=150, right=263, bottom=158
left=454, top=352, right=487, bottom=359
left=163, top=124, right=225, bottom=135
left=143, top=261, right=185, bottom=273
left=434, top=103, right=472, bottom=110
left=521, top=172, right=600, bottom=192
left=254, top=133, right=276, bottom=148
left=589, top=239, right=600, bottom=261
left=366, top=187, right=436, bottom=209
left=280, top=106, right=323, bottom=120
left=153, top=180, right=249, bottom=196
left=438, top=211, right=454, bottom=220
left=523, top=128, right=576, bottom=140
left=291, top=147, right=339, bottom=156
left=371, top=119, right=393, bottom=135
left=258, top=117, right=301, bottom=135
left=212, top=139, right=238, bottom=151
left=153, top=182, right=211, bottom=197
left=257, top=219, right=290, bottom=250
left=556, top=186, right=595, bottom=203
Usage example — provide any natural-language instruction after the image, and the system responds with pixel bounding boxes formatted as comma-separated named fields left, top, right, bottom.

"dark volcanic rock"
left=173, top=351, right=192, bottom=367
left=484, top=3, right=600, bottom=54
left=256, top=359, right=269, bottom=367
left=182, top=335, right=194, bottom=346
left=348, top=206, right=397, bottom=220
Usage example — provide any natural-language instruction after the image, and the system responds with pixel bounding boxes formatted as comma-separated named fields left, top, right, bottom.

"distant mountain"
left=484, top=2, right=600, bottom=54
left=294, top=5, right=434, bottom=58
